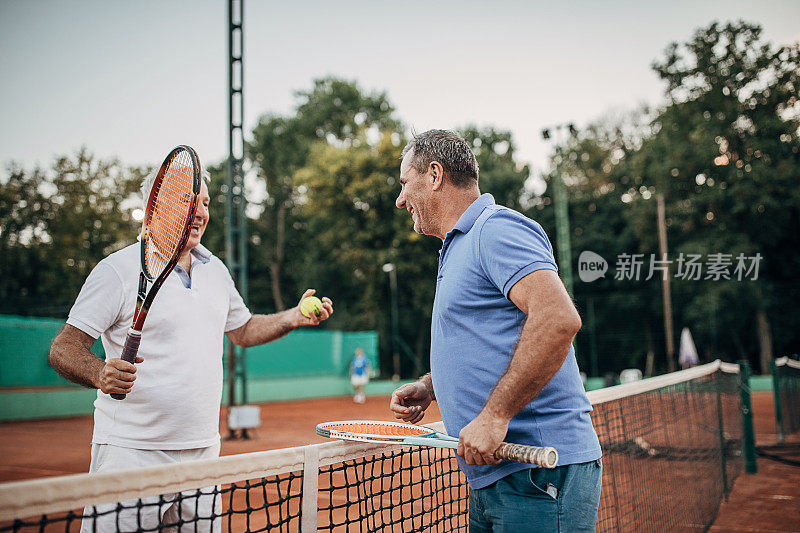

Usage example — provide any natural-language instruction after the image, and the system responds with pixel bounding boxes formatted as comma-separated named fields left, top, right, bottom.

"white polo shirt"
left=67, top=243, right=251, bottom=449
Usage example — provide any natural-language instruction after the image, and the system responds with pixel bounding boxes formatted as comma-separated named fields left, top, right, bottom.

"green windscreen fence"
left=0, top=315, right=378, bottom=388
left=0, top=316, right=106, bottom=387
left=241, top=330, right=378, bottom=379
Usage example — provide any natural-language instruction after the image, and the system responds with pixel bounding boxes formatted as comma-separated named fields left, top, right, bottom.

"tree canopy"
left=538, top=21, right=799, bottom=374
left=1, top=150, right=145, bottom=316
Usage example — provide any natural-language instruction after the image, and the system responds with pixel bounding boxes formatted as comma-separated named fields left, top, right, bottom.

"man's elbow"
left=556, top=310, right=582, bottom=340
left=570, top=310, right=582, bottom=335
left=227, top=318, right=256, bottom=348
left=227, top=330, right=251, bottom=348
left=236, top=338, right=253, bottom=348
left=48, top=338, right=71, bottom=379
left=48, top=335, right=64, bottom=368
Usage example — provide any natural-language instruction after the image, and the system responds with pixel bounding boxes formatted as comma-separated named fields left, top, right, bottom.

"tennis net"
left=773, top=356, right=800, bottom=441
left=0, top=360, right=743, bottom=532
left=590, top=360, right=743, bottom=532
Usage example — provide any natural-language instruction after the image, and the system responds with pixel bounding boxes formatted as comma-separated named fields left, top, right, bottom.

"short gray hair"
left=402, top=129, right=479, bottom=187
left=141, top=168, right=210, bottom=207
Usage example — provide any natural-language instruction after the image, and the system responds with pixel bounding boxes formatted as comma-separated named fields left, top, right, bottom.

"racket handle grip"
left=495, top=443, right=559, bottom=468
left=111, top=330, right=142, bottom=401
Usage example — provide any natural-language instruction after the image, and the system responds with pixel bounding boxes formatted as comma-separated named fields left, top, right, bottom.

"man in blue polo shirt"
left=389, top=129, right=601, bottom=532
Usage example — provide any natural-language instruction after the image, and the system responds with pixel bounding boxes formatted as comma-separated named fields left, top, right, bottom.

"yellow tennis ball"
left=300, top=296, right=323, bottom=318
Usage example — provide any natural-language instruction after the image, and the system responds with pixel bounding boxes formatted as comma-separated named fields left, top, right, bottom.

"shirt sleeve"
left=477, top=210, right=558, bottom=297
left=224, top=267, right=252, bottom=332
left=66, top=262, right=126, bottom=339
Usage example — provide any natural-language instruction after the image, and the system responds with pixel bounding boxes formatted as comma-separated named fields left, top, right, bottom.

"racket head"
left=316, top=420, right=438, bottom=444
left=140, top=145, right=201, bottom=281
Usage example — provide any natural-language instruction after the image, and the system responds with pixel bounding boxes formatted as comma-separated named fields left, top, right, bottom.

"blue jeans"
left=469, top=459, right=602, bottom=532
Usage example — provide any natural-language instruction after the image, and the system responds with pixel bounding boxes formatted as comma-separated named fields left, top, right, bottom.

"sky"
left=1, top=0, right=799, bottom=182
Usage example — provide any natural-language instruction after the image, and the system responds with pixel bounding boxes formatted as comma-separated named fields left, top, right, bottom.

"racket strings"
left=327, top=422, right=430, bottom=436
left=144, top=150, right=196, bottom=278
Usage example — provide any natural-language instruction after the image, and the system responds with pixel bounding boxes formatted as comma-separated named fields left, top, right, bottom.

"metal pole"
left=225, top=0, right=237, bottom=432
left=710, top=292, right=718, bottom=357
left=588, top=297, right=599, bottom=377
left=237, top=0, right=248, bottom=408
left=771, top=359, right=784, bottom=444
left=656, top=194, right=675, bottom=372
left=739, top=360, right=758, bottom=474
left=715, top=372, right=730, bottom=498
left=226, top=0, right=248, bottom=439
left=542, top=125, right=575, bottom=298
left=390, top=267, right=400, bottom=381
left=553, top=165, right=573, bottom=297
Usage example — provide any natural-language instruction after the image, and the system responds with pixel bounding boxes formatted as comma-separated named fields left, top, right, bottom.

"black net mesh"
left=317, top=446, right=468, bottom=532
left=593, top=370, right=742, bottom=532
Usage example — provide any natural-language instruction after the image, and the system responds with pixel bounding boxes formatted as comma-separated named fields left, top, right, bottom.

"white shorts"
left=351, top=375, right=369, bottom=387
left=80, top=442, right=221, bottom=533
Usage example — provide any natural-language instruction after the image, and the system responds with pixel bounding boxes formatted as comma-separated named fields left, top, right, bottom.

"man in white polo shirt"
left=48, top=170, right=333, bottom=531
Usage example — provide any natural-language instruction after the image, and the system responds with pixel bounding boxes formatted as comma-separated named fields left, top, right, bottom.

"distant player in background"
left=48, top=168, right=333, bottom=532
left=349, top=347, right=372, bottom=403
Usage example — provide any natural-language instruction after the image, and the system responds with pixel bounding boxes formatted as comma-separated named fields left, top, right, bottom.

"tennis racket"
left=316, top=420, right=559, bottom=468
left=111, top=145, right=202, bottom=400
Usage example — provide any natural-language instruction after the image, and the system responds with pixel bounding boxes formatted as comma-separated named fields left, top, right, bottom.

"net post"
left=771, top=358, right=784, bottom=444
left=300, top=446, right=319, bottom=533
left=715, top=371, right=730, bottom=498
left=738, top=359, right=758, bottom=474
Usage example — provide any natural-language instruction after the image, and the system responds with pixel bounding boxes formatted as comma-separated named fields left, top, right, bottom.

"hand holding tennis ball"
left=301, top=296, right=323, bottom=318
left=296, top=289, right=333, bottom=325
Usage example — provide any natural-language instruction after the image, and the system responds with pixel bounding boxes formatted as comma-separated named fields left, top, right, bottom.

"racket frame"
left=317, top=420, right=451, bottom=446
left=131, top=145, right=202, bottom=330
left=111, top=145, right=201, bottom=400
left=316, top=420, right=559, bottom=468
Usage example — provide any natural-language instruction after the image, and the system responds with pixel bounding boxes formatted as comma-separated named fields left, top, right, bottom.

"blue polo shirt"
left=430, top=194, right=601, bottom=489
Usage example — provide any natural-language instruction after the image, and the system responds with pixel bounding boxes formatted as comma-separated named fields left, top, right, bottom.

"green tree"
left=0, top=164, right=53, bottom=313
left=644, top=20, right=799, bottom=373
left=541, top=21, right=800, bottom=374
left=248, top=77, right=400, bottom=313
left=0, top=150, right=147, bottom=316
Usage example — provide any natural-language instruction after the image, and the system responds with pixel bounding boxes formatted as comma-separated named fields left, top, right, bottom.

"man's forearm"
left=234, top=310, right=299, bottom=347
left=49, top=327, right=103, bottom=389
left=482, top=320, right=575, bottom=421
